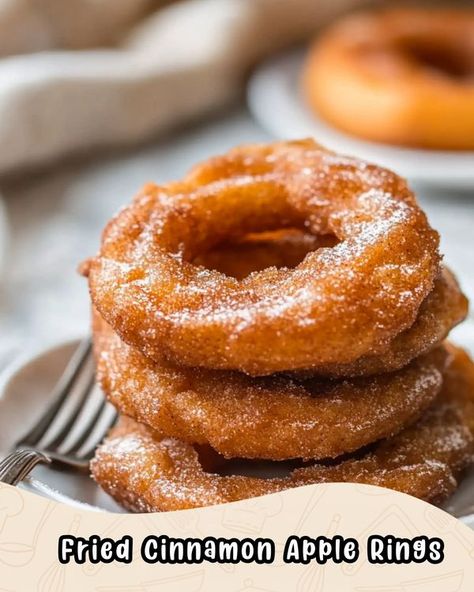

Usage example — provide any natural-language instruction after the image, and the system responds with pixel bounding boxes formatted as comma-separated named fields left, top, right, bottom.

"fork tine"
left=69, top=398, right=116, bottom=458
left=0, top=450, right=32, bottom=477
left=79, top=404, right=118, bottom=459
left=17, top=338, right=92, bottom=447
left=45, top=371, right=96, bottom=450
left=12, top=451, right=51, bottom=485
left=102, top=406, right=119, bottom=434
left=59, top=388, right=105, bottom=455
left=82, top=404, right=118, bottom=458
left=0, top=449, right=50, bottom=485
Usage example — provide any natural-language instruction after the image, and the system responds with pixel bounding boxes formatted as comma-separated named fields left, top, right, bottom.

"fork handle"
left=0, top=449, right=51, bottom=486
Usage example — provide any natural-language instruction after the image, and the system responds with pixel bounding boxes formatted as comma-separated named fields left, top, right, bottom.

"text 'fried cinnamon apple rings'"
left=93, top=308, right=448, bottom=461
left=91, top=345, right=474, bottom=512
left=87, top=140, right=440, bottom=375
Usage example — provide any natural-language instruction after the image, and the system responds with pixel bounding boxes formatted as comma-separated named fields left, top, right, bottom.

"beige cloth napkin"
left=0, top=0, right=372, bottom=174
left=0, top=0, right=164, bottom=55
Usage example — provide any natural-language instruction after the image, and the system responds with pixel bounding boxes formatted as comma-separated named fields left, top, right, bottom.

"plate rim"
left=247, top=49, right=474, bottom=187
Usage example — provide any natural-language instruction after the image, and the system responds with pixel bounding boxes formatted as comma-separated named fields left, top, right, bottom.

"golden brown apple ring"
left=87, top=139, right=440, bottom=375
left=299, top=266, right=467, bottom=378
left=194, top=233, right=466, bottom=377
left=303, top=8, right=474, bottom=150
left=91, top=345, right=474, bottom=511
left=93, top=308, right=448, bottom=461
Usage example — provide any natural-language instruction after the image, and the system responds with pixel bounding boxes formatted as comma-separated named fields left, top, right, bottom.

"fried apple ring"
left=199, top=236, right=466, bottom=377
left=87, top=139, right=440, bottom=375
left=303, top=8, right=474, bottom=150
left=91, top=345, right=474, bottom=511
left=93, top=307, right=448, bottom=461
left=93, top=237, right=464, bottom=459
left=300, top=266, right=467, bottom=378
left=193, top=234, right=466, bottom=377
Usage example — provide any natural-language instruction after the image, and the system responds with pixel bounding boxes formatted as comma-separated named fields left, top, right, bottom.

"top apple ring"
left=87, top=139, right=440, bottom=375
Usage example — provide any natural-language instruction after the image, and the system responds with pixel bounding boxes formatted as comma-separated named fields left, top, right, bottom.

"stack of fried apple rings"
left=83, top=140, right=474, bottom=512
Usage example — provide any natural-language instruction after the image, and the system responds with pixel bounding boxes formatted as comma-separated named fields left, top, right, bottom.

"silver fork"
left=0, top=338, right=117, bottom=486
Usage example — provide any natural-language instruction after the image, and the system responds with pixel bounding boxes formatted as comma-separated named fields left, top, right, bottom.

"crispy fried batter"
left=91, top=345, right=474, bottom=511
left=93, top=309, right=448, bottom=460
left=299, top=266, right=467, bottom=377
left=92, top=233, right=464, bottom=460
left=198, top=233, right=467, bottom=377
left=87, top=139, right=440, bottom=375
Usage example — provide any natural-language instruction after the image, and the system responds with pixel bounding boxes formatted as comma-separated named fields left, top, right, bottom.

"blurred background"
left=0, top=0, right=472, bottom=368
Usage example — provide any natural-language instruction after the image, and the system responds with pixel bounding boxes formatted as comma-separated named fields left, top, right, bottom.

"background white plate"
left=1, top=339, right=474, bottom=527
left=248, top=50, right=474, bottom=190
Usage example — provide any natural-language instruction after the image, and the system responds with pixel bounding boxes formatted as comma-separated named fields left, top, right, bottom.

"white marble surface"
left=0, top=106, right=472, bottom=368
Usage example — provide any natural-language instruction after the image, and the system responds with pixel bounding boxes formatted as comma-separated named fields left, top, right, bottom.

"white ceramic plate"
left=1, top=338, right=474, bottom=527
left=247, top=50, right=474, bottom=190
left=0, top=340, right=124, bottom=512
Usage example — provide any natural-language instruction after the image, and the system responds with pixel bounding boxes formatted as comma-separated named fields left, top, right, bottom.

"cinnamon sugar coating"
left=91, top=345, right=474, bottom=511
left=87, top=140, right=440, bottom=375
left=297, top=266, right=467, bottom=378
left=93, top=309, right=448, bottom=461
left=197, top=233, right=467, bottom=377
left=92, top=232, right=464, bottom=461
